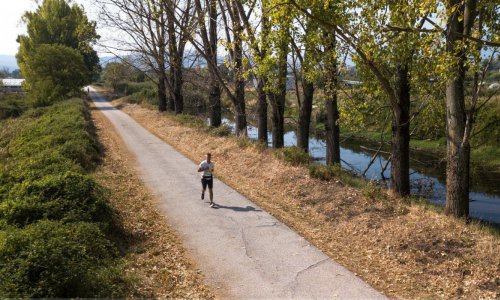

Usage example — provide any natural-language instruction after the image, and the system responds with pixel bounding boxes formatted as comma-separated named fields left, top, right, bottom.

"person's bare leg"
left=209, top=188, right=213, bottom=205
left=201, top=187, right=206, bottom=200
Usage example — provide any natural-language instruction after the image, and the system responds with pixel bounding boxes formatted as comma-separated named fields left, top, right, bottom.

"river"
left=218, top=119, right=500, bottom=225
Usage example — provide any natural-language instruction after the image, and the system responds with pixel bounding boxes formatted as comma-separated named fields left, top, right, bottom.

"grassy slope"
left=115, top=100, right=499, bottom=299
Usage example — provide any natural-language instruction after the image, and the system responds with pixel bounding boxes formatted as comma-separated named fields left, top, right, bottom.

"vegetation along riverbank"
left=108, top=93, right=499, bottom=299
left=0, top=95, right=213, bottom=297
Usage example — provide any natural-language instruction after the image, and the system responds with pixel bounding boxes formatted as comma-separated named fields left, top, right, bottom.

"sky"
left=0, top=0, right=97, bottom=56
left=0, top=0, right=36, bottom=55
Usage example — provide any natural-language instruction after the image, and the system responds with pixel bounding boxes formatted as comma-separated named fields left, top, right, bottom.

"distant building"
left=1, top=78, right=24, bottom=93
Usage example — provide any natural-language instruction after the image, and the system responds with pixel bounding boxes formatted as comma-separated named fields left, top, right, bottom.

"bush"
left=236, top=137, right=253, bottom=148
left=0, top=220, right=122, bottom=298
left=362, top=181, right=388, bottom=201
left=309, top=163, right=343, bottom=181
left=0, top=94, right=27, bottom=120
left=209, top=124, right=232, bottom=137
left=0, top=98, right=129, bottom=297
left=0, top=151, right=82, bottom=186
left=309, top=163, right=366, bottom=188
left=1, top=172, right=113, bottom=228
left=7, top=100, right=100, bottom=170
left=21, top=44, right=89, bottom=107
left=173, top=113, right=206, bottom=128
left=274, top=146, right=311, bottom=166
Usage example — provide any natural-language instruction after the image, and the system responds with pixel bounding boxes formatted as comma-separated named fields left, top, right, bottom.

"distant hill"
left=0, top=55, right=19, bottom=71
left=0, top=54, right=122, bottom=71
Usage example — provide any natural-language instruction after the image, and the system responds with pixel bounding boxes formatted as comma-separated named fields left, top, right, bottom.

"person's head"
left=206, top=152, right=212, bottom=162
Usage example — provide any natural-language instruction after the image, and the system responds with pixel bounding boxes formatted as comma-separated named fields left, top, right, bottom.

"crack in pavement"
left=255, top=222, right=278, bottom=228
left=240, top=227, right=257, bottom=265
left=289, top=258, right=332, bottom=298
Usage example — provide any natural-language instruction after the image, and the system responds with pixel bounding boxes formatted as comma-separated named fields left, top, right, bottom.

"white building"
left=1, top=78, right=25, bottom=93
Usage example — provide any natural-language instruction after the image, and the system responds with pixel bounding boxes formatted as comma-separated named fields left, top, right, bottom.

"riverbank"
left=340, top=129, right=500, bottom=171
left=108, top=96, right=499, bottom=299
left=90, top=103, right=214, bottom=298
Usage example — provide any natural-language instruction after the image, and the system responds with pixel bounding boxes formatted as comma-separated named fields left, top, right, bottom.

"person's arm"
left=197, top=163, right=206, bottom=172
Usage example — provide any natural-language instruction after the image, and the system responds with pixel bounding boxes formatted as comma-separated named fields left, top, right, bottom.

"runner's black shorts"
left=201, top=176, right=213, bottom=189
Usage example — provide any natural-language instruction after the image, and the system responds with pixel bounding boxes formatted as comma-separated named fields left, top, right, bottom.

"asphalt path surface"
left=90, top=87, right=386, bottom=299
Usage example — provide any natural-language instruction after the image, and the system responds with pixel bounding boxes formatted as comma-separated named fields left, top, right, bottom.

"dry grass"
left=114, top=101, right=499, bottom=299
left=90, top=106, right=214, bottom=298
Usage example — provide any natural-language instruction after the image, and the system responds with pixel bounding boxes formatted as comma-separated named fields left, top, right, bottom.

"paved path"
left=90, top=88, right=386, bottom=299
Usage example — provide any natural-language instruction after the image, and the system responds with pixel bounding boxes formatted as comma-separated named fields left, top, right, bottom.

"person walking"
left=198, top=153, right=215, bottom=207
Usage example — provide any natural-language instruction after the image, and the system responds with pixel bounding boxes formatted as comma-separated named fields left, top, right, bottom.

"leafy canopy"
left=16, top=0, right=100, bottom=105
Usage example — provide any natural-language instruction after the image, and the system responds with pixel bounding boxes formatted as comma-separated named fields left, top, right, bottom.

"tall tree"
left=323, top=30, right=341, bottom=165
left=97, top=0, right=193, bottom=113
left=291, top=0, right=431, bottom=196
left=220, top=0, right=248, bottom=136
left=97, top=0, right=168, bottom=111
left=166, top=0, right=193, bottom=113
left=194, top=0, right=222, bottom=127
left=440, top=0, right=498, bottom=217
left=16, top=0, right=99, bottom=104
left=290, top=17, right=318, bottom=153
left=20, top=44, right=88, bottom=106
left=265, top=0, right=292, bottom=148
left=235, top=0, right=269, bottom=143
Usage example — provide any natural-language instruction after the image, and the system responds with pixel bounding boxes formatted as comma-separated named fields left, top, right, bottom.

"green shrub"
left=362, top=181, right=388, bottom=201
left=1, top=172, right=113, bottom=228
left=309, top=163, right=343, bottom=181
left=173, top=113, right=206, bottom=128
left=0, top=98, right=130, bottom=297
left=236, top=137, right=253, bottom=148
left=308, top=163, right=366, bottom=188
left=0, top=220, right=123, bottom=298
left=274, top=146, right=311, bottom=166
left=126, top=81, right=155, bottom=95
left=209, top=124, right=232, bottom=137
left=183, top=86, right=207, bottom=113
left=7, top=100, right=100, bottom=170
left=0, top=94, right=27, bottom=120
left=1, top=151, right=82, bottom=184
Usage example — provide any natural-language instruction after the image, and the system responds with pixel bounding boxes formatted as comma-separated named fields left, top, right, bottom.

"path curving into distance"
left=89, top=87, right=386, bottom=299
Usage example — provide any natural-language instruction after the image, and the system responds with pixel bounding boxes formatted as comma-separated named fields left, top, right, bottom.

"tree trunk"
left=257, top=1, right=269, bottom=144
left=325, top=94, right=340, bottom=165
left=231, top=0, right=247, bottom=136
left=173, top=67, right=184, bottom=113
left=269, top=71, right=287, bottom=148
left=167, top=69, right=175, bottom=111
left=444, top=0, right=474, bottom=218
left=234, top=71, right=246, bottom=135
left=270, top=93, right=285, bottom=148
left=391, top=64, right=411, bottom=196
left=324, top=32, right=340, bottom=165
left=297, top=81, right=314, bottom=152
left=257, top=77, right=268, bottom=144
left=208, top=0, right=221, bottom=127
left=209, top=82, right=221, bottom=126
left=235, top=99, right=247, bottom=136
left=158, top=69, right=167, bottom=112
left=270, top=26, right=288, bottom=148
